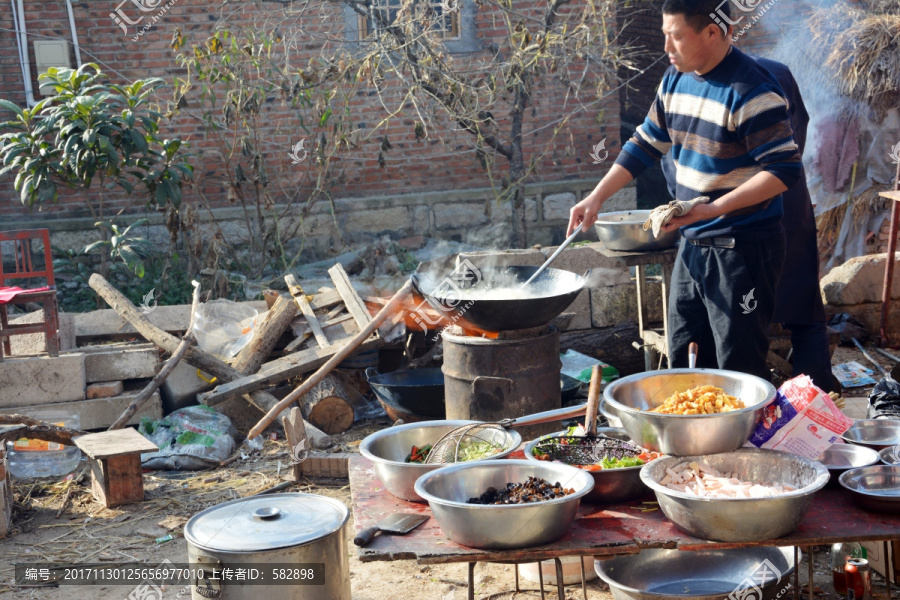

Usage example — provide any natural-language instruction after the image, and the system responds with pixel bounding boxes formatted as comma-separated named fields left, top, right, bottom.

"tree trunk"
left=508, top=82, right=528, bottom=248
left=299, top=374, right=355, bottom=434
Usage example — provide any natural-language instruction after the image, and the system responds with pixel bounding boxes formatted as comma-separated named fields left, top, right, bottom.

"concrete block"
left=87, top=381, right=124, bottom=399
left=543, top=192, right=577, bottom=221
left=8, top=310, right=75, bottom=356
left=412, top=206, right=431, bottom=232
left=434, top=202, right=489, bottom=229
left=821, top=252, right=900, bottom=305
left=488, top=197, right=537, bottom=222
left=0, top=392, right=162, bottom=430
left=160, top=361, right=214, bottom=413
left=601, top=186, right=638, bottom=213
left=344, top=206, right=410, bottom=234
left=80, top=345, right=161, bottom=382
left=557, top=288, right=592, bottom=331
left=590, top=280, right=663, bottom=328
left=0, top=353, right=85, bottom=408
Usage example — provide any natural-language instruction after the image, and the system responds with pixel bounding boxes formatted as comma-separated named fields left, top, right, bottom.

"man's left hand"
left=661, top=202, right=720, bottom=231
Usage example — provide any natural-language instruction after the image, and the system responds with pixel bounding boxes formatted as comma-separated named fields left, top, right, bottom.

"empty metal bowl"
left=359, top=420, right=521, bottom=502
left=594, top=546, right=798, bottom=600
left=839, top=465, right=900, bottom=513
left=600, top=398, right=622, bottom=428
left=594, top=210, right=681, bottom=252
left=841, top=419, right=900, bottom=451
left=640, top=449, right=829, bottom=542
left=603, top=369, right=777, bottom=456
left=523, top=428, right=652, bottom=504
left=879, top=446, right=900, bottom=466
left=413, top=459, right=594, bottom=549
left=815, top=443, right=880, bottom=486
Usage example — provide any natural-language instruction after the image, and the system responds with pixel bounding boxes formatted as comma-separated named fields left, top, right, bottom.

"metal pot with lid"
left=184, top=493, right=351, bottom=600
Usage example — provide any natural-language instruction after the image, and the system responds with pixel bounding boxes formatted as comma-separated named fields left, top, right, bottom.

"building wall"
left=0, top=0, right=624, bottom=253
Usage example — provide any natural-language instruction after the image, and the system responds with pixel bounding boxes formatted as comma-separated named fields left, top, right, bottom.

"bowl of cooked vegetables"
left=414, top=459, right=594, bottom=549
left=640, top=448, right=829, bottom=542
left=524, top=426, right=661, bottom=504
left=359, top=420, right=521, bottom=502
left=603, top=369, right=777, bottom=456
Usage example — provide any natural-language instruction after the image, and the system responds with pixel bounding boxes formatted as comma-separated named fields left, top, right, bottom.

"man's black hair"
left=662, top=0, right=731, bottom=36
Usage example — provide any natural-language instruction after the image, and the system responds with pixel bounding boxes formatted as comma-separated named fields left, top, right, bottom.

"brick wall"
left=0, top=0, right=622, bottom=248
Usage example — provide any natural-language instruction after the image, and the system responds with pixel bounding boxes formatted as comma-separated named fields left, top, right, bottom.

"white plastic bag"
left=192, top=299, right=258, bottom=360
left=139, top=406, right=238, bottom=470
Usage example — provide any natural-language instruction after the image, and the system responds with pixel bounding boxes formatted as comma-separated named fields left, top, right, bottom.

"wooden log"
left=232, top=295, right=298, bottom=375
left=559, top=323, right=646, bottom=377
left=109, top=281, right=201, bottom=431
left=87, top=274, right=333, bottom=447
left=299, top=374, right=355, bottom=434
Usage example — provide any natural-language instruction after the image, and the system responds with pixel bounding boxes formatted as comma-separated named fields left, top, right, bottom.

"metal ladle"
left=521, top=228, right=581, bottom=287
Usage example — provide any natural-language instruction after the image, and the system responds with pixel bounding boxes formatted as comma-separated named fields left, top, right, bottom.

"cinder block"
left=0, top=353, right=86, bottom=407
left=87, top=381, right=124, bottom=399
left=8, top=310, right=75, bottom=356
left=80, top=345, right=160, bottom=383
left=0, top=392, right=162, bottom=430
left=160, top=361, right=214, bottom=413
left=590, top=280, right=663, bottom=329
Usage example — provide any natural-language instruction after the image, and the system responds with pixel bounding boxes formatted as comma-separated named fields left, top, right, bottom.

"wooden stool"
left=73, top=429, right=158, bottom=508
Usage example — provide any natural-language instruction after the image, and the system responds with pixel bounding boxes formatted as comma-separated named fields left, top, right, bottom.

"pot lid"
left=184, top=493, right=349, bottom=552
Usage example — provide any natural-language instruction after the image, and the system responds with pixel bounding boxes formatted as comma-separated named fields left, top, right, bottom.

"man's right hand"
left=567, top=195, right=603, bottom=236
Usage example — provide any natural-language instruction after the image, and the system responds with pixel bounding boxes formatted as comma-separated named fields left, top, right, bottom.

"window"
left=357, top=0, right=460, bottom=40
left=343, top=0, right=477, bottom=53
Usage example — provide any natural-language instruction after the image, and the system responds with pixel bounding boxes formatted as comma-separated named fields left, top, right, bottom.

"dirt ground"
left=1, top=342, right=898, bottom=600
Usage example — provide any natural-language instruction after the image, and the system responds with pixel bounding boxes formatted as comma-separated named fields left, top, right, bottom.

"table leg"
left=636, top=265, right=647, bottom=337
left=794, top=547, right=800, bottom=600
left=580, top=557, right=588, bottom=600
left=538, top=561, right=546, bottom=600
left=886, top=540, right=893, bottom=600
left=807, top=546, right=814, bottom=600
left=553, top=558, right=565, bottom=600
left=880, top=199, right=900, bottom=345
left=661, top=263, right=673, bottom=366
left=468, top=562, right=475, bottom=600
left=514, top=562, right=520, bottom=593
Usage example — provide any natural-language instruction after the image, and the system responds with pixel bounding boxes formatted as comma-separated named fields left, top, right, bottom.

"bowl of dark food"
left=604, top=369, right=777, bottom=456
left=594, top=546, right=797, bottom=600
left=839, top=465, right=900, bottom=513
left=524, top=427, right=661, bottom=503
left=815, top=443, right=880, bottom=486
left=879, top=444, right=900, bottom=466
left=411, top=266, right=584, bottom=331
left=594, top=210, right=681, bottom=252
left=640, top=449, right=829, bottom=542
left=359, top=421, right=521, bottom=502
left=413, top=459, right=594, bottom=549
left=841, top=419, right=900, bottom=451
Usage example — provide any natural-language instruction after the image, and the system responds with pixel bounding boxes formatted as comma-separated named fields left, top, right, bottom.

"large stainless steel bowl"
left=879, top=445, right=900, bottom=466
left=594, top=546, right=798, bottom=600
left=603, top=369, right=776, bottom=456
left=640, top=449, right=829, bottom=542
left=359, top=421, right=521, bottom=502
left=815, top=443, right=879, bottom=487
left=594, top=210, right=681, bottom=252
left=523, top=429, right=651, bottom=504
left=839, top=465, right=900, bottom=513
left=413, top=459, right=594, bottom=549
left=841, top=419, right=900, bottom=451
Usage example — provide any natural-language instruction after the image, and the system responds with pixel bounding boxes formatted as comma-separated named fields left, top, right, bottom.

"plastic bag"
left=192, top=299, right=258, bottom=360
left=139, top=406, right=239, bottom=470
left=868, top=375, right=900, bottom=419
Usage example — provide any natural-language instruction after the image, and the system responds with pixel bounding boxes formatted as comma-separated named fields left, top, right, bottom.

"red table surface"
left=349, top=455, right=900, bottom=565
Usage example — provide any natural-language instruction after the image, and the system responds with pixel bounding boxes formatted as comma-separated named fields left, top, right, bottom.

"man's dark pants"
left=667, top=229, right=786, bottom=380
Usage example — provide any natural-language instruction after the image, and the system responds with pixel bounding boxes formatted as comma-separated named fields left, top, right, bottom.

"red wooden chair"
left=0, top=229, right=60, bottom=359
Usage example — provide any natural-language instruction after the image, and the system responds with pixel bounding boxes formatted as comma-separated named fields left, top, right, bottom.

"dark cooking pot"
left=366, top=367, right=446, bottom=418
left=411, top=265, right=586, bottom=331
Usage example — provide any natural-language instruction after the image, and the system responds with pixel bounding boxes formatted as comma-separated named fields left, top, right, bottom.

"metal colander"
left=531, top=434, right=643, bottom=466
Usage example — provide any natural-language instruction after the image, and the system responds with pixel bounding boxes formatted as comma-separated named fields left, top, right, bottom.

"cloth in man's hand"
left=642, top=196, right=711, bottom=237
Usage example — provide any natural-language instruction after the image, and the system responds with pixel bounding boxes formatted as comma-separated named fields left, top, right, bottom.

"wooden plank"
left=328, top=264, right=385, bottom=336
left=281, top=407, right=307, bottom=481
left=232, top=295, right=298, bottom=375
left=102, top=454, right=144, bottom=507
left=199, top=336, right=384, bottom=405
left=74, top=428, right=158, bottom=459
left=0, top=393, right=162, bottom=430
left=880, top=190, right=900, bottom=202
left=286, top=275, right=330, bottom=348
left=309, top=288, right=342, bottom=311
left=298, top=452, right=353, bottom=479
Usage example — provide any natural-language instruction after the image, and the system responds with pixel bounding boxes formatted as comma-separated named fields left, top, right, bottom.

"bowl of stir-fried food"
left=524, top=426, right=662, bottom=503
left=640, top=448, right=829, bottom=542
left=603, top=369, right=776, bottom=456
left=360, top=420, right=521, bottom=502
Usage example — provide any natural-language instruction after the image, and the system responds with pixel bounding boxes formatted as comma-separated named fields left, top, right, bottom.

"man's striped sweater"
left=615, top=46, right=803, bottom=239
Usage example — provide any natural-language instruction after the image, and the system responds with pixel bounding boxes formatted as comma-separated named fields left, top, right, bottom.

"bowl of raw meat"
left=640, top=448, right=829, bottom=542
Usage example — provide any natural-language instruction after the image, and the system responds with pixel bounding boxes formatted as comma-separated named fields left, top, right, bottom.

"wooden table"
left=350, top=455, right=900, bottom=600
left=597, top=245, right=678, bottom=370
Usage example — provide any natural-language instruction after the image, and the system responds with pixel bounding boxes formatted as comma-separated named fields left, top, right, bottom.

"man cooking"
left=660, top=56, right=835, bottom=391
left=567, top=0, right=802, bottom=380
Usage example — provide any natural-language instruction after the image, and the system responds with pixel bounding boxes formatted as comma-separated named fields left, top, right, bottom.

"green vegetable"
left=457, top=440, right=502, bottom=462
left=599, top=456, right=644, bottom=469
